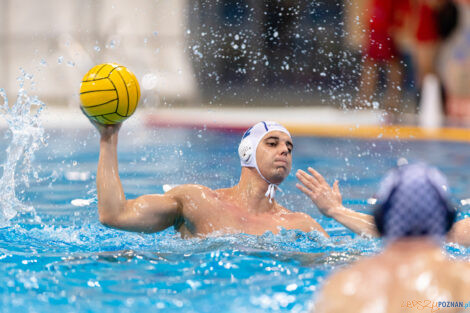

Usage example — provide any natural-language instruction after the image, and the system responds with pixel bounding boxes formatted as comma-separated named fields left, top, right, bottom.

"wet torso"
left=169, top=184, right=318, bottom=238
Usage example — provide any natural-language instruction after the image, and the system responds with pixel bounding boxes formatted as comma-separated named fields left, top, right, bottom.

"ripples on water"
left=1, top=209, right=468, bottom=313
left=0, top=217, right=383, bottom=313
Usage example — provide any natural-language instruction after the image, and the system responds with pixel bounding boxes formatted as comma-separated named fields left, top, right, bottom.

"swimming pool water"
left=1, top=125, right=470, bottom=313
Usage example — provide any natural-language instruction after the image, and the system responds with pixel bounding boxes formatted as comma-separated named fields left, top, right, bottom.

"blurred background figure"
left=411, top=0, right=459, bottom=125
left=440, top=0, right=470, bottom=123
left=351, top=0, right=465, bottom=124
left=313, top=164, right=470, bottom=313
left=412, top=0, right=446, bottom=88
left=355, top=0, right=409, bottom=121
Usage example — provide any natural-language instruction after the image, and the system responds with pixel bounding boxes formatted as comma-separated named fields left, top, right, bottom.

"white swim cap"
left=238, top=121, right=291, bottom=202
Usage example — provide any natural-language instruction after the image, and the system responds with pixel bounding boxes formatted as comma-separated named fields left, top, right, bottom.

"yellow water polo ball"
left=79, top=63, right=141, bottom=124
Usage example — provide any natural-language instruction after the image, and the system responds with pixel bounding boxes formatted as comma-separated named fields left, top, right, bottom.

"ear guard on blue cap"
left=373, top=164, right=457, bottom=237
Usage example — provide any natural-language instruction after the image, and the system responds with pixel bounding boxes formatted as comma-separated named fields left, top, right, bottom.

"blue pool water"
left=1, top=123, right=470, bottom=313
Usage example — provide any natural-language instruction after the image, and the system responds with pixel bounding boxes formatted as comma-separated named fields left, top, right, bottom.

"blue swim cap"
left=373, top=163, right=456, bottom=241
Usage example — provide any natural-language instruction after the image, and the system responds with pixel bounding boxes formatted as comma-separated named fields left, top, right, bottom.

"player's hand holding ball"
left=79, top=63, right=140, bottom=135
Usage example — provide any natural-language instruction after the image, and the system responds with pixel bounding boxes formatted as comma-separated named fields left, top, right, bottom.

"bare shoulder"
left=325, top=256, right=384, bottom=289
left=447, top=218, right=470, bottom=246
left=289, top=211, right=315, bottom=225
left=275, top=205, right=309, bottom=218
left=165, top=184, right=215, bottom=199
left=452, top=259, right=470, bottom=281
left=326, top=261, right=369, bottom=285
left=280, top=206, right=328, bottom=237
left=317, top=258, right=378, bottom=299
left=314, top=265, right=360, bottom=313
left=447, top=259, right=470, bottom=299
left=275, top=207, right=312, bottom=223
left=290, top=211, right=314, bottom=221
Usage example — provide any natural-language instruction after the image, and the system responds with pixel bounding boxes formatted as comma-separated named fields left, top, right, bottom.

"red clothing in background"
left=364, top=0, right=409, bottom=60
left=416, top=3, right=440, bottom=42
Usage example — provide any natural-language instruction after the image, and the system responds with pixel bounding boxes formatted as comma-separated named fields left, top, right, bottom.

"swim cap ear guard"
left=373, top=164, right=456, bottom=238
left=238, top=137, right=253, bottom=163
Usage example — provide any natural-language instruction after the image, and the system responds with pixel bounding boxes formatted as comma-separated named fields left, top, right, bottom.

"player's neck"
left=232, top=167, right=276, bottom=213
left=385, top=237, right=442, bottom=255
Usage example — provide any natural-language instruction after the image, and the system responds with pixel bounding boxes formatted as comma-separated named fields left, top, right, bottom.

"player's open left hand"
left=295, top=167, right=342, bottom=217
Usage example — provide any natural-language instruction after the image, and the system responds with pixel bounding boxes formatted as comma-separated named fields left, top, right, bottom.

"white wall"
left=0, top=0, right=197, bottom=106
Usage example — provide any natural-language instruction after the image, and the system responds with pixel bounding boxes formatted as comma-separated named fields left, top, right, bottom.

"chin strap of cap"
left=265, top=183, right=282, bottom=203
left=255, top=166, right=282, bottom=203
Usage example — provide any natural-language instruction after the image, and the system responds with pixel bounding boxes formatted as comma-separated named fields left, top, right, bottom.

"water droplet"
left=93, top=46, right=101, bottom=52
left=142, top=73, right=158, bottom=90
left=57, top=56, right=64, bottom=64
left=397, top=158, right=408, bottom=166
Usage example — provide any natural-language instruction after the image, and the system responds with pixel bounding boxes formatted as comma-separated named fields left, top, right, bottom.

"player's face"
left=256, top=131, right=293, bottom=184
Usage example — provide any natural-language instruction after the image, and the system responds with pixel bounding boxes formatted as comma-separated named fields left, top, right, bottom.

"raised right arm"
left=96, top=124, right=180, bottom=233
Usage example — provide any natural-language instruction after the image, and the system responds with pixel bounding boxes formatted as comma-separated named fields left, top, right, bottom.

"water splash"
left=0, top=69, right=45, bottom=226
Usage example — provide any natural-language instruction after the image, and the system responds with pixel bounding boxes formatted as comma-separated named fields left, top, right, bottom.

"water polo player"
left=313, top=164, right=469, bottom=313
left=91, top=120, right=329, bottom=237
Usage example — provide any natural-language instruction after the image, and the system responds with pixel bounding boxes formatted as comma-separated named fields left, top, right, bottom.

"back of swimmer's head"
left=373, top=163, right=456, bottom=241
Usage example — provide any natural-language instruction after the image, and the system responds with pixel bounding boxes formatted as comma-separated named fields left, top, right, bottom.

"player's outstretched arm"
left=296, top=167, right=378, bottom=237
left=94, top=122, right=180, bottom=233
